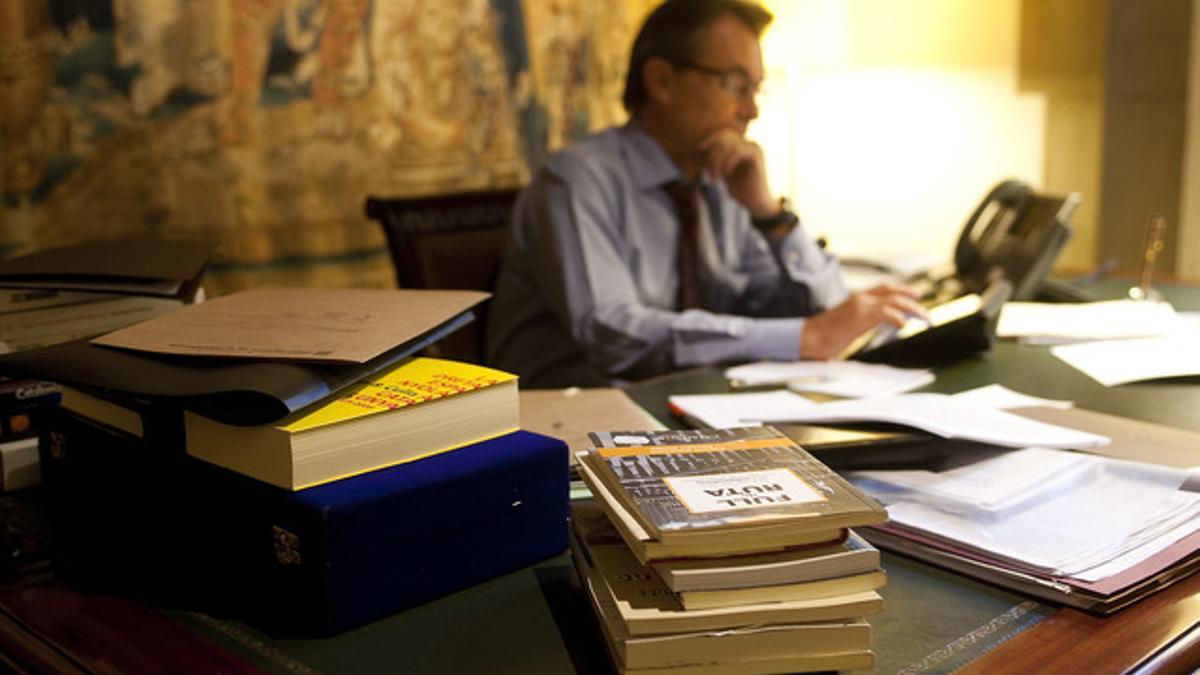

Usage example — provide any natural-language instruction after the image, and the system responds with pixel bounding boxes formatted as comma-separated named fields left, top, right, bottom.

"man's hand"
left=801, top=284, right=927, bottom=360
left=698, top=129, right=777, bottom=217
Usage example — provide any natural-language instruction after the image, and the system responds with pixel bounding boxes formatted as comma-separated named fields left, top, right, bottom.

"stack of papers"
left=848, top=447, right=1200, bottom=611
left=669, top=390, right=815, bottom=429
left=0, top=288, right=487, bottom=425
left=1051, top=335, right=1200, bottom=386
left=723, top=361, right=933, bottom=397
left=759, top=393, right=1109, bottom=449
left=670, top=391, right=1108, bottom=450
left=995, top=299, right=1200, bottom=386
left=949, top=384, right=1073, bottom=410
left=852, top=448, right=1093, bottom=517
left=997, top=300, right=1182, bottom=345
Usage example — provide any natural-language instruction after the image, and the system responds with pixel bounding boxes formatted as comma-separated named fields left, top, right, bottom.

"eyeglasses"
left=673, top=61, right=764, bottom=100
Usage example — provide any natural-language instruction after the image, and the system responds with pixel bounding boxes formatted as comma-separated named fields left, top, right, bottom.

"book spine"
left=0, top=436, right=40, bottom=491
left=0, top=379, right=61, bottom=407
left=0, top=380, right=59, bottom=442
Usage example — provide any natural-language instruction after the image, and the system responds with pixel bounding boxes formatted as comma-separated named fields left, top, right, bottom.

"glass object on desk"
left=1128, top=213, right=1167, bottom=302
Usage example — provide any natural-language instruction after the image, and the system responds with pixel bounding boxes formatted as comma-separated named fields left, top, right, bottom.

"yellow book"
left=183, top=357, right=518, bottom=490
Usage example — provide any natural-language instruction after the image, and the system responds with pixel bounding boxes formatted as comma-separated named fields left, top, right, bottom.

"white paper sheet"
left=950, top=384, right=1074, bottom=410
left=850, top=448, right=1200, bottom=581
left=853, top=447, right=1094, bottom=515
left=722, top=360, right=933, bottom=397
left=668, top=390, right=814, bottom=429
left=997, top=300, right=1181, bottom=344
left=1051, top=334, right=1200, bottom=386
left=744, top=392, right=1109, bottom=450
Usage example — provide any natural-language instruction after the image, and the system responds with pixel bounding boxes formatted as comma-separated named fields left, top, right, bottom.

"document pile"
left=997, top=299, right=1182, bottom=345
left=0, top=238, right=216, bottom=492
left=0, top=287, right=570, bottom=635
left=572, top=427, right=888, bottom=673
left=669, top=390, right=815, bottom=429
left=1050, top=335, right=1200, bottom=386
left=0, top=237, right=214, bottom=354
left=997, top=299, right=1200, bottom=385
left=723, top=360, right=933, bottom=397
left=848, top=447, right=1200, bottom=612
left=669, top=391, right=1108, bottom=451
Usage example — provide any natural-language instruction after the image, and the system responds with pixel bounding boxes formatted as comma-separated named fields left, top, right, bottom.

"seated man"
left=487, top=0, right=921, bottom=388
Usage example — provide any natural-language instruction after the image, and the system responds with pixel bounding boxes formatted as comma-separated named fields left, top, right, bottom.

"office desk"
left=624, top=362, right=1200, bottom=674
left=621, top=281, right=1200, bottom=673
left=632, top=279, right=1200, bottom=436
left=3, top=282, right=1200, bottom=673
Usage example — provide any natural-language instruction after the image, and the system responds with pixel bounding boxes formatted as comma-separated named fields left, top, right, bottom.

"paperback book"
left=63, top=356, right=519, bottom=490
left=674, top=568, right=886, bottom=611
left=652, top=531, right=882, bottom=593
left=572, top=499, right=887, bottom=611
left=584, top=426, right=887, bottom=543
left=576, top=453, right=847, bottom=562
left=569, top=500, right=884, bottom=637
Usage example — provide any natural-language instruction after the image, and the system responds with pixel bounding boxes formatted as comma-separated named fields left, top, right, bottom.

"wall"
left=756, top=0, right=1195, bottom=281
left=1179, top=0, right=1200, bottom=279
left=0, top=0, right=639, bottom=296
left=1018, top=0, right=1197, bottom=280
left=1018, top=0, right=1107, bottom=275
left=753, top=0, right=1046, bottom=269
left=1098, top=0, right=1193, bottom=278
left=4, top=0, right=1193, bottom=290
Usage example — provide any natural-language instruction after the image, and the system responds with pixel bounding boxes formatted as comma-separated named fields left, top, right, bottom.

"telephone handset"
left=953, top=179, right=1080, bottom=301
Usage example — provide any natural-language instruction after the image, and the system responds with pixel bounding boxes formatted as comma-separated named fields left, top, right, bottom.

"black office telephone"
left=933, top=179, right=1081, bottom=302
left=835, top=180, right=1081, bottom=368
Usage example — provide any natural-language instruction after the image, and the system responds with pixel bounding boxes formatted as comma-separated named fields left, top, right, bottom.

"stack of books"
left=58, top=355, right=522, bottom=489
left=0, top=237, right=215, bottom=353
left=0, top=237, right=215, bottom=491
left=0, top=378, right=58, bottom=492
left=1, top=287, right=570, bottom=635
left=573, top=426, right=889, bottom=673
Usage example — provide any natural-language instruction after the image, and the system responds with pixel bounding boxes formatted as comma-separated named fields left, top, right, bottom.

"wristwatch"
left=751, top=198, right=800, bottom=233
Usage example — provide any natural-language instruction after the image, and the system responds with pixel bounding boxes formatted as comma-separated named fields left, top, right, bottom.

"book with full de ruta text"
left=583, top=426, right=886, bottom=544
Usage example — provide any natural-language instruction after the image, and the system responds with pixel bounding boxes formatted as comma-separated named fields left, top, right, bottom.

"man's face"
left=664, top=14, right=764, bottom=152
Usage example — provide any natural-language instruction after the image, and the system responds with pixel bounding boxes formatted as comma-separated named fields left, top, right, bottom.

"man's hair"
left=623, top=0, right=773, bottom=114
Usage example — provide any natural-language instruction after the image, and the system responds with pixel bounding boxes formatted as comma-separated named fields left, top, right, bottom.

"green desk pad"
left=170, top=548, right=1051, bottom=674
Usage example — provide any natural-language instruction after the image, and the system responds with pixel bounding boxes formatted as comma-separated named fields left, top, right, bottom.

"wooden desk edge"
left=957, top=569, right=1200, bottom=674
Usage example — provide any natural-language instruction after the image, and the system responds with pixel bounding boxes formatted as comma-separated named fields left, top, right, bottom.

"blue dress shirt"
left=486, top=121, right=847, bottom=386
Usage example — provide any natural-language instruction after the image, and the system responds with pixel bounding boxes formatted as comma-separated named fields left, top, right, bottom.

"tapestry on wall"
left=0, top=0, right=635, bottom=295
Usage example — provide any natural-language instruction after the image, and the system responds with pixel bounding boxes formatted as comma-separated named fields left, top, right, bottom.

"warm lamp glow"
left=759, top=0, right=850, bottom=75
left=752, top=0, right=1046, bottom=267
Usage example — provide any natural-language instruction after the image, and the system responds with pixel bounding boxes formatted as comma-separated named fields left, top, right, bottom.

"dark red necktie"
left=664, top=181, right=702, bottom=310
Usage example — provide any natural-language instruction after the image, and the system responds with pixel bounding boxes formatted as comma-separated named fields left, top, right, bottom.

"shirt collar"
left=619, top=119, right=720, bottom=193
left=620, top=120, right=714, bottom=192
